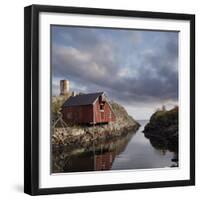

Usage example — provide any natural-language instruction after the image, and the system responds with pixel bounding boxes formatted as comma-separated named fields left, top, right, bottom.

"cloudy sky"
left=51, top=25, right=178, bottom=120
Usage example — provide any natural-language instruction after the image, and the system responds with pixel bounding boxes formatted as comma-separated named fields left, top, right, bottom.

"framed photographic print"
left=24, top=4, right=195, bottom=195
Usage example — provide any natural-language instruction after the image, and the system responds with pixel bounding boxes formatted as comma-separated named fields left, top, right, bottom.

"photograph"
left=51, top=25, right=179, bottom=173
left=24, top=4, right=195, bottom=195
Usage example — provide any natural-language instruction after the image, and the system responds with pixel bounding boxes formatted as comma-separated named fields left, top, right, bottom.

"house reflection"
left=95, top=152, right=115, bottom=170
left=52, top=132, right=134, bottom=173
left=60, top=151, right=116, bottom=172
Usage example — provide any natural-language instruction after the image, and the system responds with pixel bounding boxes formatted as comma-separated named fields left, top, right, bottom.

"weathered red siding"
left=93, top=99, right=115, bottom=124
left=62, top=105, right=93, bottom=124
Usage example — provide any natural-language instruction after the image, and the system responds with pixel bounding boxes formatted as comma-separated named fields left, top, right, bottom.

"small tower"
left=60, top=80, right=69, bottom=96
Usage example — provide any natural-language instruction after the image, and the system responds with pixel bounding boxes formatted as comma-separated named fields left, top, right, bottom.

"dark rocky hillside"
left=143, top=107, right=178, bottom=153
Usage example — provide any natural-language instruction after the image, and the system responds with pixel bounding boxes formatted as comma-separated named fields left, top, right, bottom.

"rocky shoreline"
left=52, top=122, right=139, bottom=149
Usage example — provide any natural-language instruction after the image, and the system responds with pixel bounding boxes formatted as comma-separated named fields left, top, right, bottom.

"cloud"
left=51, top=26, right=178, bottom=118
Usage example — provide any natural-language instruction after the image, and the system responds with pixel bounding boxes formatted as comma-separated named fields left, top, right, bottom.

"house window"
left=100, top=104, right=104, bottom=112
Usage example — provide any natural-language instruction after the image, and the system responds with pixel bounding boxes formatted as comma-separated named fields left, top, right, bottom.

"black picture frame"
left=24, top=4, right=195, bottom=195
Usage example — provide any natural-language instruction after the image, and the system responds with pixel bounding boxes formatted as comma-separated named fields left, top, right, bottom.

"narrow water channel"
left=52, top=120, right=178, bottom=173
left=111, top=120, right=177, bottom=170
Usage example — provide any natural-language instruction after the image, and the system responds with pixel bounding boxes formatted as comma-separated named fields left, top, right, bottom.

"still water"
left=52, top=120, right=178, bottom=173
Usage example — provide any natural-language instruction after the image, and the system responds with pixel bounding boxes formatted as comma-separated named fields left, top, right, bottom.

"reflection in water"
left=52, top=120, right=178, bottom=173
left=52, top=133, right=134, bottom=173
left=147, top=134, right=178, bottom=167
left=149, top=136, right=178, bottom=153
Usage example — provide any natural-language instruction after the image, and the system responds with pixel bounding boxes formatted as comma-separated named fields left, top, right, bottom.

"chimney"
left=60, top=80, right=69, bottom=95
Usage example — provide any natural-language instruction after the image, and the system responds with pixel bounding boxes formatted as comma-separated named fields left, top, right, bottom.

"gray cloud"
left=52, top=26, right=178, bottom=109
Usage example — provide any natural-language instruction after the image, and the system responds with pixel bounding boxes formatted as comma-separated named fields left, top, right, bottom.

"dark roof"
left=62, top=92, right=104, bottom=107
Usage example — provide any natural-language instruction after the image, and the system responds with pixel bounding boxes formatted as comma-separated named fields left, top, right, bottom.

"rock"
left=143, top=107, right=178, bottom=153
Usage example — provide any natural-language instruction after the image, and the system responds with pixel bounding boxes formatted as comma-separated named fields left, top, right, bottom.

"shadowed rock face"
left=143, top=107, right=178, bottom=154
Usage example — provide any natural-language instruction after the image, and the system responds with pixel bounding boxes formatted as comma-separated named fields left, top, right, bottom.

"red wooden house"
left=61, top=92, right=115, bottom=124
